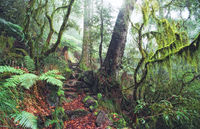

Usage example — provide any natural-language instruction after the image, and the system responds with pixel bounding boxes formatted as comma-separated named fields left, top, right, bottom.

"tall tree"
left=101, top=0, right=136, bottom=77
left=99, top=0, right=104, bottom=67
left=79, top=0, right=92, bottom=69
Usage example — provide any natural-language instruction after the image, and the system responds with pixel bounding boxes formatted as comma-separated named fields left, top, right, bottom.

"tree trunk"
left=101, top=0, right=135, bottom=77
left=99, top=0, right=104, bottom=67
left=79, top=0, right=92, bottom=69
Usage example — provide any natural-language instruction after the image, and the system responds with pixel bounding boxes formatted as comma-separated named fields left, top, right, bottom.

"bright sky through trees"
left=107, top=0, right=123, bottom=9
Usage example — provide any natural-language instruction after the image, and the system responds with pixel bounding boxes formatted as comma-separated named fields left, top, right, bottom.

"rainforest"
left=0, top=0, right=200, bottom=129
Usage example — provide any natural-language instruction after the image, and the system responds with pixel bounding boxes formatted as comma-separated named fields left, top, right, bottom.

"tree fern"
left=12, top=111, right=37, bottom=129
left=24, top=56, right=35, bottom=72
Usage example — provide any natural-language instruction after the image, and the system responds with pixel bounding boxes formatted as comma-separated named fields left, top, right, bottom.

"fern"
left=0, top=87, right=17, bottom=113
left=0, top=67, right=65, bottom=128
left=40, top=70, right=65, bottom=79
left=12, top=111, right=37, bottom=129
left=46, top=77, right=63, bottom=87
left=2, top=66, right=65, bottom=91
left=20, top=74, right=38, bottom=89
left=3, top=75, right=21, bottom=87
left=39, top=70, right=65, bottom=87
left=24, top=56, right=35, bottom=72
left=4, top=73, right=38, bottom=89
left=3, top=68, right=65, bottom=89
left=0, top=86, right=19, bottom=127
left=0, top=66, right=25, bottom=74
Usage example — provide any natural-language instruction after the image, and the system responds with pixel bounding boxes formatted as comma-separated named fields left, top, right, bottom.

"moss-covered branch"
left=23, top=0, right=36, bottom=33
left=147, top=32, right=200, bottom=64
left=43, top=0, right=75, bottom=57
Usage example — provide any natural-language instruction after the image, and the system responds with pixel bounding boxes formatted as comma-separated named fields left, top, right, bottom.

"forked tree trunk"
left=101, top=0, right=135, bottom=77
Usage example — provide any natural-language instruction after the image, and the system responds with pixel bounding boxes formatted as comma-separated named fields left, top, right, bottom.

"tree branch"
left=43, top=0, right=75, bottom=57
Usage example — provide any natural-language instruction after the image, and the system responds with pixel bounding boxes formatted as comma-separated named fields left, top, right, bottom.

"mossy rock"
left=83, top=96, right=98, bottom=111
left=83, top=96, right=94, bottom=103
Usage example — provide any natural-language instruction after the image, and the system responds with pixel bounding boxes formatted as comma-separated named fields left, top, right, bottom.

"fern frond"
left=40, top=70, right=62, bottom=77
left=0, top=87, right=17, bottom=113
left=39, top=70, right=65, bottom=87
left=46, top=77, right=63, bottom=87
left=20, top=74, right=38, bottom=89
left=24, top=56, right=35, bottom=72
left=12, top=111, right=37, bottom=129
left=0, top=66, right=25, bottom=75
left=3, top=75, right=21, bottom=87
left=4, top=73, right=38, bottom=89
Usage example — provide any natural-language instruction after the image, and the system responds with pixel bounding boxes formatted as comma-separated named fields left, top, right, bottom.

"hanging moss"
left=147, top=32, right=200, bottom=68
left=141, top=0, right=150, bottom=25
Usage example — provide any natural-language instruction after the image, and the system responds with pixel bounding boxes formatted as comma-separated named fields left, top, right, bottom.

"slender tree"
left=99, top=0, right=104, bottom=67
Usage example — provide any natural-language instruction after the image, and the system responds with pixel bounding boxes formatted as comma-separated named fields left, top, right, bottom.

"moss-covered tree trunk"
left=101, top=0, right=135, bottom=77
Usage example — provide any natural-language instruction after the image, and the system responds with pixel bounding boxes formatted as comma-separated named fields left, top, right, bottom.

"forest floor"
left=20, top=78, right=110, bottom=129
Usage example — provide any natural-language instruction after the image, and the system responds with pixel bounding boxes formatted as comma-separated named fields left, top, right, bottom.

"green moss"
left=97, top=93, right=103, bottom=100
left=142, top=0, right=150, bottom=25
left=89, top=105, right=94, bottom=110
left=83, top=96, right=94, bottom=103
left=93, top=111, right=99, bottom=116
left=109, top=113, right=127, bottom=128
left=79, top=62, right=88, bottom=71
left=83, top=96, right=98, bottom=110
left=146, top=17, right=199, bottom=75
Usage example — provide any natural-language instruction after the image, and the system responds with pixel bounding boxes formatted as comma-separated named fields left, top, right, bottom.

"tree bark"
left=101, top=0, right=135, bottom=76
left=99, top=0, right=104, bottom=67
left=79, top=0, right=92, bottom=69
